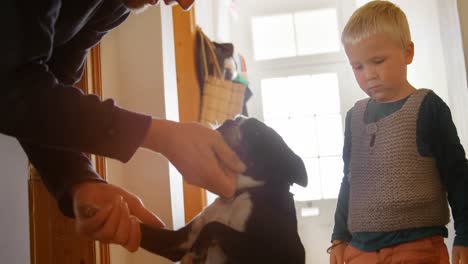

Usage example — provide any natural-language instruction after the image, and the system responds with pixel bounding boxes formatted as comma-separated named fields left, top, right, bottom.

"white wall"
left=100, top=5, right=185, bottom=264
left=195, top=0, right=215, bottom=39
left=459, top=0, right=468, bottom=76
left=438, top=0, right=468, bottom=150
left=399, top=0, right=448, bottom=101
left=455, top=0, right=468, bottom=147
left=0, top=135, right=30, bottom=264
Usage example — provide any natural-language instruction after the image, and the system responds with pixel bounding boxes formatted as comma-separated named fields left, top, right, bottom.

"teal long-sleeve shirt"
left=331, top=90, right=468, bottom=251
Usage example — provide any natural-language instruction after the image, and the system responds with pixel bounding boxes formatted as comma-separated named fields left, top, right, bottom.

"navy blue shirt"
left=331, top=91, right=468, bottom=250
left=1, top=0, right=152, bottom=217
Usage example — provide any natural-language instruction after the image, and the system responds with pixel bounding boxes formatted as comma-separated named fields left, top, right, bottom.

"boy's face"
left=344, top=33, right=414, bottom=103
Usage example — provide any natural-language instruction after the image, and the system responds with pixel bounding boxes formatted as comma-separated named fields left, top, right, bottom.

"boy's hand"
left=72, top=181, right=164, bottom=252
left=452, top=246, right=468, bottom=264
left=328, top=240, right=347, bottom=264
left=143, top=119, right=246, bottom=198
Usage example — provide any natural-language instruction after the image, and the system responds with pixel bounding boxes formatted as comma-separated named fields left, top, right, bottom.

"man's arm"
left=20, top=141, right=105, bottom=217
left=2, top=0, right=149, bottom=162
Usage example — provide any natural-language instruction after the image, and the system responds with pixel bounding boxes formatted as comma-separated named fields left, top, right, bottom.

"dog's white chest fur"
left=181, top=175, right=263, bottom=253
left=182, top=192, right=252, bottom=250
left=180, top=193, right=253, bottom=264
left=204, top=192, right=252, bottom=230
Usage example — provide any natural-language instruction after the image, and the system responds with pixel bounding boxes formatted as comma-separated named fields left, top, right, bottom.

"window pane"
left=294, top=9, right=340, bottom=55
left=261, top=77, right=291, bottom=119
left=287, top=75, right=317, bottom=116
left=291, top=158, right=321, bottom=201
left=309, top=73, right=341, bottom=114
left=317, top=114, right=343, bottom=156
left=265, top=117, right=318, bottom=157
left=319, top=156, right=343, bottom=199
left=251, top=14, right=296, bottom=60
left=261, top=72, right=344, bottom=201
left=262, top=73, right=340, bottom=118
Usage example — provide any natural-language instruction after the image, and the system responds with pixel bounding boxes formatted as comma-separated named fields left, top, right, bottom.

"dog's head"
left=217, top=116, right=308, bottom=190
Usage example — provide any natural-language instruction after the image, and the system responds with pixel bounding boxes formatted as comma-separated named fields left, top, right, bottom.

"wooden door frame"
left=172, top=7, right=207, bottom=223
left=86, top=45, right=111, bottom=264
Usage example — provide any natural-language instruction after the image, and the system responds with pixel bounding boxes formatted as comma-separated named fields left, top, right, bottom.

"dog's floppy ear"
left=278, top=143, right=308, bottom=187
left=267, top=128, right=307, bottom=187
left=241, top=118, right=308, bottom=187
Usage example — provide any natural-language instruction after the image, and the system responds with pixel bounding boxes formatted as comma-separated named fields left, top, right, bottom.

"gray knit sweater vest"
left=348, top=89, right=449, bottom=233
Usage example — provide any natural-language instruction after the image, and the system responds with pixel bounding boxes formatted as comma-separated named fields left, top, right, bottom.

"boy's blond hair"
left=342, top=0, right=411, bottom=48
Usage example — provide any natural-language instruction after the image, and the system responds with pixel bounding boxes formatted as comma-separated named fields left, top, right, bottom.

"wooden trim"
left=88, top=45, right=111, bottom=264
left=89, top=45, right=103, bottom=99
left=172, top=7, right=207, bottom=222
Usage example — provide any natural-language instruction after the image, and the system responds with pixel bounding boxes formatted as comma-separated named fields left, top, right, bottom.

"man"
left=2, top=0, right=246, bottom=251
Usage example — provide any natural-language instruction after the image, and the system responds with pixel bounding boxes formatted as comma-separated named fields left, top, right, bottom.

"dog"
left=139, top=116, right=308, bottom=263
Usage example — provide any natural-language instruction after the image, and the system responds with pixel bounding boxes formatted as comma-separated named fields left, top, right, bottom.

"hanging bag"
left=198, top=28, right=246, bottom=126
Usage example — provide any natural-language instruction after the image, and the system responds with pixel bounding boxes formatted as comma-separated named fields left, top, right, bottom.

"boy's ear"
left=405, top=41, right=415, bottom=64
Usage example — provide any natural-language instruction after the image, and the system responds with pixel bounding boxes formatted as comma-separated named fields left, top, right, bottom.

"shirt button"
left=108, top=129, right=116, bottom=136
left=366, top=123, right=378, bottom=135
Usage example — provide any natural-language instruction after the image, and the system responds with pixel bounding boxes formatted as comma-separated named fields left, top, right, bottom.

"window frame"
left=244, top=0, right=359, bottom=201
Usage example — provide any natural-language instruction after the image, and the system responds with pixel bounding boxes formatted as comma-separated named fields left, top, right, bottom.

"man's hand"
left=329, top=240, right=347, bottom=264
left=72, top=181, right=164, bottom=252
left=453, top=246, right=468, bottom=264
left=143, top=119, right=246, bottom=198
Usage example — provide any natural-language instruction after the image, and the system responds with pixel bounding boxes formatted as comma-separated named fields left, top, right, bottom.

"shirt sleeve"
left=331, top=109, right=353, bottom=242
left=2, top=0, right=151, bottom=217
left=20, top=141, right=106, bottom=218
left=1, top=0, right=151, bottom=162
left=419, top=91, right=468, bottom=246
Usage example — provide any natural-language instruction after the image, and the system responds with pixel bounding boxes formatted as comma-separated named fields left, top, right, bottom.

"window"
left=251, top=14, right=296, bottom=60
left=250, top=6, right=348, bottom=201
left=261, top=74, right=343, bottom=201
left=251, top=8, right=341, bottom=60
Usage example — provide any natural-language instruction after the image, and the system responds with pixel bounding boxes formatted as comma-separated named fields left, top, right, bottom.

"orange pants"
left=344, top=236, right=449, bottom=264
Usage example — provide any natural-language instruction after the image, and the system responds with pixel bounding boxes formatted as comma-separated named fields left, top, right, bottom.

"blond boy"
left=329, top=1, right=468, bottom=263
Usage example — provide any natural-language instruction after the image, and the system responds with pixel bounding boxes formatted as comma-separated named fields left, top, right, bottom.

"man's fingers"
left=124, top=216, right=141, bottom=252
left=202, top=153, right=237, bottom=198
left=76, top=204, right=113, bottom=236
left=91, top=196, right=123, bottom=242
left=128, top=198, right=165, bottom=229
left=212, top=133, right=246, bottom=173
left=111, top=200, right=131, bottom=245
